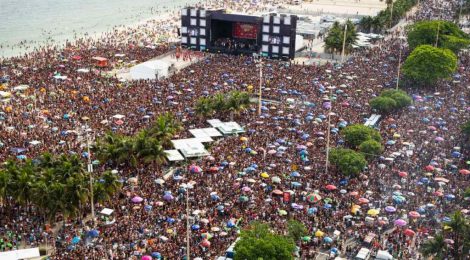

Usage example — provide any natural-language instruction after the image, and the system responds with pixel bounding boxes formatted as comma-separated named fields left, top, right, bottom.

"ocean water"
left=0, top=0, right=200, bottom=58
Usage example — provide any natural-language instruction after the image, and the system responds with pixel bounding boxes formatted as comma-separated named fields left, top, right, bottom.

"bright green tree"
left=234, top=221, right=296, bottom=260
left=402, top=45, right=457, bottom=86
left=287, top=219, right=307, bottom=243
left=359, top=140, right=384, bottom=159
left=342, top=124, right=382, bottom=148
left=370, top=96, right=397, bottom=114
left=330, top=148, right=367, bottom=176
left=407, top=20, right=469, bottom=52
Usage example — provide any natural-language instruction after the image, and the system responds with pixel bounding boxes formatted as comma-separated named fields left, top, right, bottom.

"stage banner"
left=233, top=22, right=258, bottom=39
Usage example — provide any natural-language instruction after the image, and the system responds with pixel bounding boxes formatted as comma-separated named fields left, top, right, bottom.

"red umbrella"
left=201, top=239, right=211, bottom=248
left=404, top=229, right=415, bottom=237
left=408, top=211, right=420, bottom=219
left=424, top=165, right=434, bottom=171
left=398, top=171, right=408, bottom=177
left=433, top=191, right=444, bottom=197
left=72, top=55, right=82, bottom=60
left=459, top=169, right=470, bottom=175
left=325, top=184, right=337, bottom=191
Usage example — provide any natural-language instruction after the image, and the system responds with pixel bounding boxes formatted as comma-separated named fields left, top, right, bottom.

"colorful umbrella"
left=307, top=193, right=322, bottom=203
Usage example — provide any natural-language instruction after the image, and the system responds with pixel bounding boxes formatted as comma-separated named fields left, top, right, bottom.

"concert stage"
left=180, top=8, right=298, bottom=59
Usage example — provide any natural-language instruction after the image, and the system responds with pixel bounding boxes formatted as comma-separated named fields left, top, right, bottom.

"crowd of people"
left=0, top=0, right=469, bottom=259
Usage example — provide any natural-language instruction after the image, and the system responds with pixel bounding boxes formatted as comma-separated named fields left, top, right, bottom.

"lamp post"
left=186, top=186, right=190, bottom=260
left=86, top=126, right=95, bottom=228
left=340, top=23, right=348, bottom=63
left=257, top=56, right=263, bottom=116
left=325, top=90, right=333, bottom=176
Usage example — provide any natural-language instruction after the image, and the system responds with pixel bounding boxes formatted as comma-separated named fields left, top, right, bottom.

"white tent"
left=130, top=60, right=170, bottom=80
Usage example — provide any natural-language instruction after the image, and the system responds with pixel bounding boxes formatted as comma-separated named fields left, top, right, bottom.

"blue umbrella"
left=244, top=148, right=252, bottom=153
left=308, top=207, right=318, bottom=215
left=323, top=237, right=333, bottom=243
left=245, top=167, right=256, bottom=173
left=250, top=163, right=258, bottom=169
left=71, top=236, right=81, bottom=244
left=167, top=218, right=175, bottom=224
left=17, top=155, right=27, bottom=160
left=324, top=204, right=332, bottom=209
left=151, top=252, right=161, bottom=259
left=291, top=182, right=302, bottom=187
left=290, top=171, right=300, bottom=177
left=392, top=195, right=406, bottom=204
left=301, top=134, right=310, bottom=140
left=88, top=229, right=99, bottom=238
left=442, top=217, right=451, bottom=223
left=144, top=205, right=153, bottom=211
left=445, top=194, right=455, bottom=200
left=191, top=224, right=200, bottom=231
left=227, top=220, right=236, bottom=228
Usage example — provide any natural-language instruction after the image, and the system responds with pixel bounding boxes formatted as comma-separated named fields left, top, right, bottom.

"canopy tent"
left=130, top=60, right=170, bottom=80
left=164, top=149, right=185, bottom=161
left=100, top=208, right=114, bottom=216
left=189, top=128, right=223, bottom=138
left=217, top=121, right=245, bottom=135
left=0, top=248, right=40, bottom=260
left=364, top=114, right=381, bottom=127
left=171, top=139, right=210, bottom=158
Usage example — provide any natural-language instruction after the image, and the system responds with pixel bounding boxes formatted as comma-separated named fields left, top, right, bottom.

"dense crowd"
left=0, top=0, right=469, bottom=259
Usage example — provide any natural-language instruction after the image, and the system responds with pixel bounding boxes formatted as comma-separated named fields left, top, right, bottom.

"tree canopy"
left=370, top=89, right=412, bottom=114
left=234, top=221, right=296, bottom=260
left=341, top=124, right=382, bottom=148
left=324, top=20, right=358, bottom=54
left=401, top=45, right=457, bottom=86
left=407, top=20, right=469, bottom=53
left=329, top=148, right=367, bottom=176
left=195, top=90, right=251, bottom=118
left=359, top=140, right=384, bottom=159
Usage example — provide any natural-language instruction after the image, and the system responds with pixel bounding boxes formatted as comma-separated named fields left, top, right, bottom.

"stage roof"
left=164, top=149, right=185, bottom=161
left=210, top=11, right=262, bottom=23
left=189, top=127, right=223, bottom=138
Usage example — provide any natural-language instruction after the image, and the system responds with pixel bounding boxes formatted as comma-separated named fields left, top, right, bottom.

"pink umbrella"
left=115, top=120, right=124, bottom=125
left=325, top=184, right=337, bottom=191
left=142, top=256, right=152, bottom=260
left=408, top=211, right=421, bottom=219
left=358, top=198, right=369, bottom=204
left=268, top=149, right=277, bottom=155
left=434, top=177, right=449, bottom=183
left=349, top=191, right=359, bottom=196
left=242, top=186, right=252, bottom=192
left=434, top=137, right=444, bottom=142
left=201, top=239, right=211, bottom=248
left=433, top=191, right=444, bottom=197
left=459, top=169, right=470, bottom=175
left=394, top=219, right=407, bottom=227
left=131, top=196, right=143, bottom=203
left=189, top=165, right=202, bottom=173
left=398, top=171, right=408, bottom=177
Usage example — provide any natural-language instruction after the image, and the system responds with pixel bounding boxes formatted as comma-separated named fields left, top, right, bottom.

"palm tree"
left=94, top=131, right=134, bottom=166
left=149, top=112, right=182, bottom=147
left=195, top=96, right=214, bottom=118
left=359, top=16, right=374, bottom=33
left=134, top=131, right=167, bottom=165
left=0, top=169, right=11, bottom=212
left=226, top=91, right=251, bottom=120
left=421, top=233, right=448, bottom=259
left=212, top=93, right=227, bottom=112
left=94, top=170, right=122, bottom=204
left=444, top=211, right=470, bottom=257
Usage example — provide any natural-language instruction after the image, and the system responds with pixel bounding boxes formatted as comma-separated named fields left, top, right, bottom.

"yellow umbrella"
left=315, top=230, right=324, bottom=237
left=424, top=172, right=433, bottom=176
left=167, top=228, right=173, bottom=234
left=261, top=172, right=269, bottom=178
left=393, top=133, right=401, bottom=139
left=367, top=209, right=380, bottom=216
left=351, top=204, right=361, bottom=214
left=240, top=137, right=248, bottom=142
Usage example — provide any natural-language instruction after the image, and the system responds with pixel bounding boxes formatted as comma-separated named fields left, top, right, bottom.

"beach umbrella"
left=394, top=219, right=407, bottom=227
left=408, top=211, right=421, bottom=219
left=239, top=195, right=249, bottom=202
left=425, top=165, right=434, bottom=171
left=163, top=193, right=174, bottom=201
left=278, top=209, right=288, bottom=216
left=88, top=229, right=99, bottom=238
left=291, top=203, right=304, bottom=210
left=323, top=203, right=332, bottom=209
left=155, top=178, right=165, bottom=185
left=17, top=155, right=27, bottom=160
left=325, top=184, right=337, bottom=191
left=260, top=172, right=269, bottom=178
left=71, top=236, right=81, bottom=244
left=315, top=230, right=324, bottom=237
left=272, top=189, right=283, bottom=195
left=302, top=236, right=311, bottom=242
left=291, top=181, right=301, bottom=188
left=434, top=177, right=449, bottom=183
left=459, top=169, right=470, bottom=175
left=434, top=137, right=444, bottom=142
left=151, top=252, right=161, bottom=259
left=271, top=176, right=281, bottom=183
left=398, top=171, right=408, bottom=178
left=323, top=237, right=333, bottom=243
left=350, top=191, right=359, bottom=196
left=191, top=224, right=200, bottom=231
left=240, top=136, right=248, bottom=142
left=445, top=194, right=456, bottom=200
left=307, top=207, right=318, bottom=215
left=433, top=191, right=443, bottom=197
left=385, top=206, right=396, bottom=213
left=131, top=196, right=143, bottom=203
left=142, top=256, right=152, bottom=260
left=307, top=193, right=322, bottom=203
left=404, top=229, right=415, bottom=237
left=189, top=165, right=202, bottom=173
left=393, top=195, right=406, bottom=204
left=290, top=171, right=300, bottom=177
left=358, top=198, right=369, bottom=204
left=367, top=209, right=380, bottom=216
left=242, top=186, right=252, bottom=192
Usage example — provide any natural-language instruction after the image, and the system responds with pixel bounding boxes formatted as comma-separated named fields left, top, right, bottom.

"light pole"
left=396, top=35, right=405, bottom=90
left=186, top=188, right=190, bottom=260
left=257, top=56, right=263, bottom=116
left=389, top=0, right=394, bottom=29
left=325, top=90, right=333, bottom=176
left=340, top=23, right=348, bottom=63
left=81, top=123, right=95, bottom=227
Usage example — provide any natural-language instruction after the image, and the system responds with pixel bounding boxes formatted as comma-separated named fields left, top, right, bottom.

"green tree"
left=342, top=124, right=382, bottom=148
left=94, top=132, right=136, bottom=166
left=195, top=96, right=214, bottom=117
left=421, top=233, right=448, bottom=259
left=359, top=140, right=384, bottom=159
left=133, top=130, right=166, bottom=165
left=370, top=96, right=397, bottom=114
left=287, top=219, right=307, bottom=243
left=462, top=120, right=470, bottom=138
left=234, top=221, right=296, bottom=260
left=330, top=148, right=367, bottom=176
left=149, top=112, right=182, bottom=147
left=402, top=45, right=457, bottom=86
left=407, top=20, right=469, bottom=52
left=324, top=20, right=358, bottom=54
